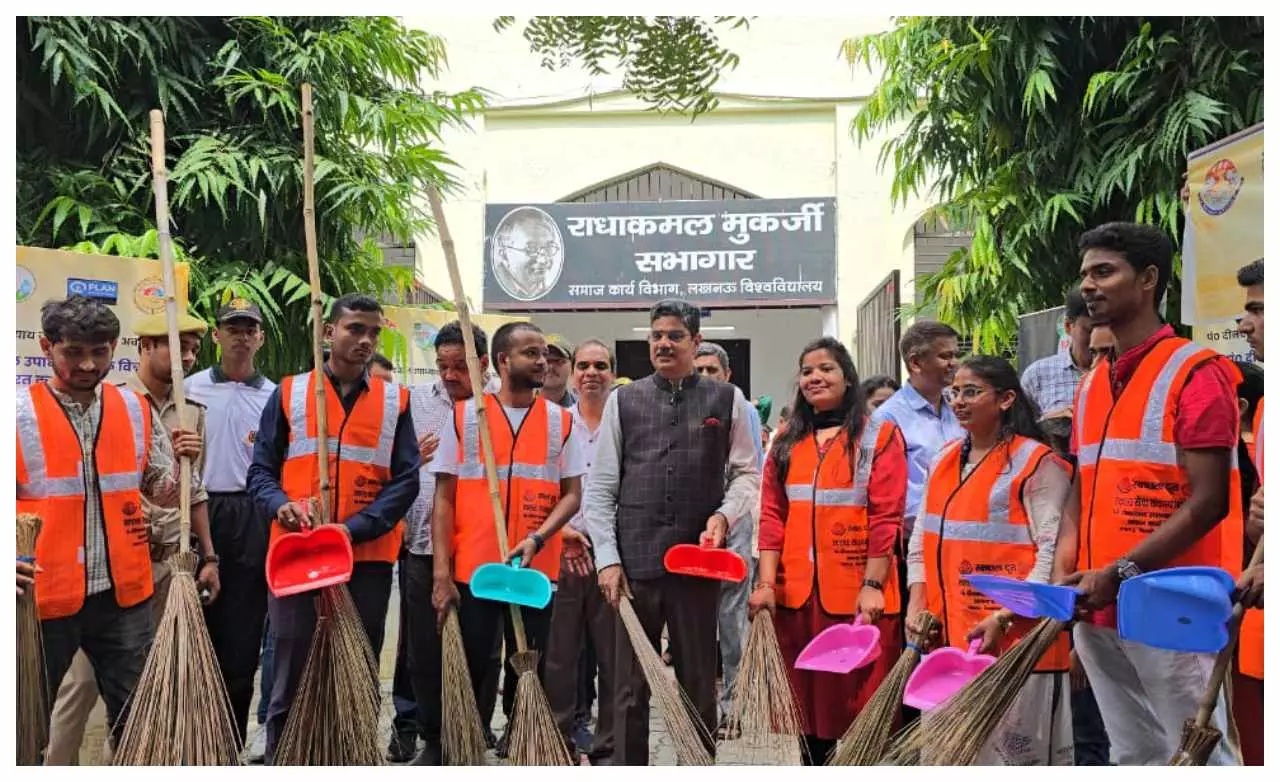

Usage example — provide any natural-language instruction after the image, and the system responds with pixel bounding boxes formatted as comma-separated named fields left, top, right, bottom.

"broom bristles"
left=113, top=553, right=241, bottom=765
left=441, top=609, right=488, bottom=765
left=1169, top=718, right=1222, bottom=766
left=618, top=597, right=714, bottom=766
left=727, top=612, right=805, bottom=763
left=17, top=514, right=46, bottom=766
left=828, top=611, right=939, bottom=766
left=507, top=659, right=573, bottom=766
left=880, top=617, right=1065, bottom=766
left=273, top=584, right=383, bottom=765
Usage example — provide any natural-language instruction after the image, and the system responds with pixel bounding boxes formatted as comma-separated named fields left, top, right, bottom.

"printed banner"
left=483, top=198, right=838, bottom=310
left=1185, top=124, right=1263, bottom=325
left=16, top=246, right=190, bottom=387
left=380, top=305, right=525, bottom=386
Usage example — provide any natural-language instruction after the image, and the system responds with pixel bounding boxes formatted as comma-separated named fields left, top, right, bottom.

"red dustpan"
left=794, top=615, right=882, bottom=674
left=266, top=525, right=354, bottom=598
left=903, top=639, right=996, bottom=711
left=664, top=540, right=747, bottom=583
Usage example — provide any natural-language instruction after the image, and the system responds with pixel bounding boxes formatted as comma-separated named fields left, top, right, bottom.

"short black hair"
left=1065, top=285, right=1088, bottom=320
left=1078, top=222, right=1173, bottom=308
left=490, top=321, right=542, bottom=367
left=1237, top=361, right=1264, bottom=420
left=369, top=353, right=394, bottom=372
left=433, top=320, right=488, bottom=359
left=1238, top=259, right=1264, bottom=288
left=649, top=299, right=700, bottom=336
left=327, top=293, right=382, bottom=324
left=41, top=296, right=120, bottom=344
left=860, top=374, right=900, bottom=398
left=899, top=320, right=959, bottom=363
left=573, top=338, right=616, bottom=371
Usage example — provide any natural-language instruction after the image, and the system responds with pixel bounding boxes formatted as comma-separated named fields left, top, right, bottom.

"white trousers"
left=1073, top=622, right=1239, bottom=765
left=974, top=672, right=1074, bottom=765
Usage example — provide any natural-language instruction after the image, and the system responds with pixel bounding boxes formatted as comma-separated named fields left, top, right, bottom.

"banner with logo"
left=483, top=198, right=838, bottom=310
left=16, top=246, right=190, bottom=387
left=1184, top=124, right=1262, bottom=361
left=379, top=305, right=525, bottom=386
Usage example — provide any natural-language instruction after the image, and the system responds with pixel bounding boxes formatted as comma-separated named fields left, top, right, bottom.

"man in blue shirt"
left=871, top=320, right=963, bottom=539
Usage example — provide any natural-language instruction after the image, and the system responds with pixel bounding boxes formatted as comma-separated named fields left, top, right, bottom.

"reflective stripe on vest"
left=456, top=399, right=565, bottom=483
left=17, top=385, right=146, bottom=499
left=285, top=376, right=401, bottom=468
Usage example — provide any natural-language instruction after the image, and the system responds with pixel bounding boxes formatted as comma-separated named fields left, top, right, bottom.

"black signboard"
left=483, top=198, right=837, bottom=310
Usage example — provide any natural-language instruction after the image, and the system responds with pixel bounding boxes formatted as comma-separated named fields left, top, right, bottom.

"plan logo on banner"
left=133, top=276, right=167, bottom=314
left=1197, top=158, right=1245, bottom=216
left=67, top=277, right=119, bottom=304
left=490, top=206, right=565, bottom=302
left=16, top=265, right=36, bottom=303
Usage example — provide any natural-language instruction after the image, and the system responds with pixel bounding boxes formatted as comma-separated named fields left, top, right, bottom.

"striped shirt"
left=1020, top=349, right=1087, bottom=416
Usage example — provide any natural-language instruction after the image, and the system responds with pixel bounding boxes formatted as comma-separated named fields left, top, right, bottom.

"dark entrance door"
left=612, top=338, right=751, bottom=398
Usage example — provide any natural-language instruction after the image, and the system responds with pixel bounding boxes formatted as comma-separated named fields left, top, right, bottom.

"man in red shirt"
left=1055, top=222, right=1242, bottom=765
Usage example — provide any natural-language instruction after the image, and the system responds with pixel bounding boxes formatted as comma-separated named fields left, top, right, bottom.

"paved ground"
left=76, top=575, right=797, bottom=765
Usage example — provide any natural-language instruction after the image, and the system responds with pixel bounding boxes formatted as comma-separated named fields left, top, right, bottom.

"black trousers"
left=41, top=592, right=155, bottom=754
left=202, top=491, right=270, bottom=744
left=454, top=581, right=553, bottom=726
left=545, top=565, right=617, bottom=762
left=402, top=553, right=444, bottom=749
left=264, top=561, right=393, bottom=764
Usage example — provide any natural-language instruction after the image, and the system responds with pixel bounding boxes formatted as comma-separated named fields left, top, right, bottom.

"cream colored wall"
left=407, top=16, right=929, bottom=352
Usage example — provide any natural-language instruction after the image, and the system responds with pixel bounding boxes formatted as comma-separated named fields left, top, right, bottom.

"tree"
left=18, top=16, right=485, bottom=376
left=845, top=17, right=1264, bottom=352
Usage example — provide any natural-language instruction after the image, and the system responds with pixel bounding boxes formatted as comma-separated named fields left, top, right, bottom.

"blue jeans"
left=256, top=623, right=275, bottom=726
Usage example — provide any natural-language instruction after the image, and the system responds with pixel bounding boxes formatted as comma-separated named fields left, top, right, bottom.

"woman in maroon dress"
left=750, top=337, right=907, bottom=764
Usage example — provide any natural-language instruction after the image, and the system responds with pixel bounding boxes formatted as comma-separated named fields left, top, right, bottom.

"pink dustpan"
left=794, top=615, right=881, bottom=674
left=903, top=639, right=996, bottom=711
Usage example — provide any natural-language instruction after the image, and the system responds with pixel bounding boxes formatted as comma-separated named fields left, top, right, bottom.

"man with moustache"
left=430, top=321, right=586, bottom=756
left=247, top=294, right=420, bottom=764
left=541, top=334, right=578, bottom=408
left=185, top=299, right=278, bottom=753
left=584, top=299, right=761, bottom=764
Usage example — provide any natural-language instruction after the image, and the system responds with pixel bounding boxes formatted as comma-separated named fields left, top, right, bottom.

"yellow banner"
left=16, top=246, right=191, bottom=387
left=1187, top=124, right=1263, bottom=324
left=380, top=305, right=525, bottom=386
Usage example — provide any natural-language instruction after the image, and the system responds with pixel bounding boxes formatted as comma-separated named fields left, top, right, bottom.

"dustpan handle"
left=966, top=638, right=983, bottom=657
left=1191, top=536, right=1263, bottom=729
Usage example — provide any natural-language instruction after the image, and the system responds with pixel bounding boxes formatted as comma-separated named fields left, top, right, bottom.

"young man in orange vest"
left=246, top=294, right=420, bottom=765
left=17, top=296, right=184, bottom=760
left=429, top=321, right=586, bottom=758
left=1233, top=258, right=1264, bottom=765
left=1056, top=222, right=1244, bottom=765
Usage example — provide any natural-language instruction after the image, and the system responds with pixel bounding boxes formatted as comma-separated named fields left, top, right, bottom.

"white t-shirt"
left=431, top=404, right=587, bottom=479
left=185, top=368, right=277, bottom=492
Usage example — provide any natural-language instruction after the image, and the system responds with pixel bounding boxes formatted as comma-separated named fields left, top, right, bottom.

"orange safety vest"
left=16, top=382, right=154, bottom=619
left=1074, top=336, right=1244, bottom=575
left=272, top=371, right=407, bottom=563
left=1239, top=398, right=1264, bottom=681
left=452, top=394, right=571, bottom=583
left=778, top=417, right=902, bottom=615
left=921, top=436, right=1071, bottom=672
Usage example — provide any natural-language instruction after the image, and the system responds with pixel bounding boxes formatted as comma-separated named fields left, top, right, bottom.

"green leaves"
left=846, top=17, right=1263, bottom=353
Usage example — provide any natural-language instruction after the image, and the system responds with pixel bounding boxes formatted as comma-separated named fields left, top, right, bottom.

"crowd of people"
left=15, top=220, right=1264, bottom=766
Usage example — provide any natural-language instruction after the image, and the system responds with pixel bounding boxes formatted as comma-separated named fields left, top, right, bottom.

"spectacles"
left=575, top=361, right=610, bottom=372
left=942, top=385, right=988, bottom=405
left=648, top=330, right=689, bottom=344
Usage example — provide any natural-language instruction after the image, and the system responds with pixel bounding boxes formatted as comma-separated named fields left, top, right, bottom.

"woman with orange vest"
left=906, top=356, right=1074, bottom=765
left=750, top=337, right=907, bottom=765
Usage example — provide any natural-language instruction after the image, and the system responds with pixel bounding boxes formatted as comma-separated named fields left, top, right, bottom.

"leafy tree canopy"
left=845, top=16, right=1264, bottom=352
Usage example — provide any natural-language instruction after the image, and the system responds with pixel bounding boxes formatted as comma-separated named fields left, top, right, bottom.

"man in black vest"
left=584, top=299, right=761, bottom=764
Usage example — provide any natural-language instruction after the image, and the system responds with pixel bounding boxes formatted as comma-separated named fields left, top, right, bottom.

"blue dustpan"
left=964, top=574, right=1079, bottom=621
left=470, top=559, right=553, bottom=610
left=1117, top=566, right=1235, bottom=654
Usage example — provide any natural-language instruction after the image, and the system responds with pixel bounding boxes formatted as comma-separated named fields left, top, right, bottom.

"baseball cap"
left=546, top=333, right=574, bottom=360
left=217, top=297, right=264, bottom=325
left=133, top=312, right=209, bottom=337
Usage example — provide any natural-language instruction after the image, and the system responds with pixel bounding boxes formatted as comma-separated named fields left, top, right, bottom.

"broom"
left=112, top=109, right=241, bottom=765
left=424, top=185, right=571, bottom=767
left=828, top=611, right=939, bottom=766
left=441, top=607, right=488, bottom=765
left=1169, top=537, right=1263, bottom=766
left=17, top=513, right=46, bottom=766
left=273, top=83, right=383, bottom=766
left=726, top=611, right=803, bottom=763
left=880, top=616, right=1066, bottom=765
left=617, top=596, right=715, bottom=765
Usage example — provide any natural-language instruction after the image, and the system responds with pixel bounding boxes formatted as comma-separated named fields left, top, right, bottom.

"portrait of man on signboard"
left=490, top=206, right=564, bottom=302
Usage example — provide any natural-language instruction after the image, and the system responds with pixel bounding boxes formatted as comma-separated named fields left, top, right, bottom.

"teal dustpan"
left=1117, top=566, right=1235, bottom=654
left=471, top=558, right=553, bottom=610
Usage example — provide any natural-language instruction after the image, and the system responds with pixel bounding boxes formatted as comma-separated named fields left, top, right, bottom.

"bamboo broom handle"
left=1192, top=536, right=1263, bottom=728
left=148, top=110, right=193, bottom=555
left=301, top=84, right=332, bottom=529
left=425, top=185, right=530, bottom=654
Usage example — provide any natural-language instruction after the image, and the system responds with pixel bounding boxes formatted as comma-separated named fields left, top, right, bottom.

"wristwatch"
left=862, top=578, right=884, bottom=591
left=1116, top=557, right=1142, bottom=581
left=202, top=553, right=220, bottom=568
left=528, top=531, right=546, bottom=553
